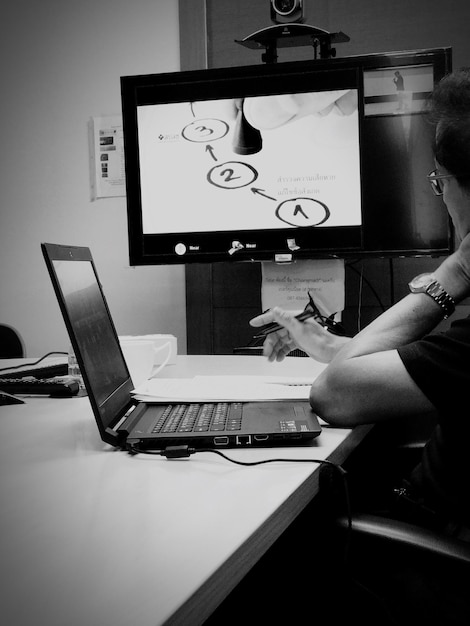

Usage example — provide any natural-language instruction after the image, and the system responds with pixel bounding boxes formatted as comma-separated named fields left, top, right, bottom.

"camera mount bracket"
left=235, top=23, right=349, bottom=63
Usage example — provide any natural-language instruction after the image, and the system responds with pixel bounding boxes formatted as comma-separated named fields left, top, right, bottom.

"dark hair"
left=428, top=67, right=470, bottom=191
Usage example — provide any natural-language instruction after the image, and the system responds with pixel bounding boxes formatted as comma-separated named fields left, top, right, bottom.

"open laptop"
left=41, top=243, right=321, bottom=452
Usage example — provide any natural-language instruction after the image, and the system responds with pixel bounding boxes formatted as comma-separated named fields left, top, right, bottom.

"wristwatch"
left=408, top=273, right=455, bottom=319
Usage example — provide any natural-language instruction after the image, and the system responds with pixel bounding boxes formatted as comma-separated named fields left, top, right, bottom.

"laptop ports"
left=213, top=436, right=229, bottom=446
left=236, top=435, right=252, bottom=445
left=253, top=434, right=269, bottom=442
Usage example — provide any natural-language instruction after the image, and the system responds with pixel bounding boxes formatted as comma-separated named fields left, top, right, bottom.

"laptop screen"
left=43, top=243, right=135, bottom=439
left=52, top=259, right=129, bottom=406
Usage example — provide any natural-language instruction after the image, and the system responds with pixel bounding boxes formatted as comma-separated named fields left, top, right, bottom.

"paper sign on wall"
left=89, top=116, right=126, bottom=200
left=261, top=259, right=345, bottom=317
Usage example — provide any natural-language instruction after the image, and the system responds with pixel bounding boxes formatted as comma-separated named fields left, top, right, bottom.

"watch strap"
left=425, top=279, right=455, bottom=319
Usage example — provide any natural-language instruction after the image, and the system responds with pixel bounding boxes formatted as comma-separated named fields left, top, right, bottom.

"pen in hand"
left=251, top=291, right=346, bottom=340
left=252, top=309, right=317, bottom=339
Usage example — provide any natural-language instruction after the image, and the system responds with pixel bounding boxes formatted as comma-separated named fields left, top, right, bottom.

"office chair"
left=324, top=419, right=470, bottom=625
left=330, top=513, right=470, bottom=625
left=0, top=324, right=25, bottom=358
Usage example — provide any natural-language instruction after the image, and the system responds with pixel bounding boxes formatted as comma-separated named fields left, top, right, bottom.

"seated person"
left=251, top=67, right=470, bottom=538
left=251, top=68, right=470, bottom=624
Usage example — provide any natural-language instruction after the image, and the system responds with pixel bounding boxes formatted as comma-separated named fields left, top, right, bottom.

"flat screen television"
left=121, top=47, right=453, bottom=265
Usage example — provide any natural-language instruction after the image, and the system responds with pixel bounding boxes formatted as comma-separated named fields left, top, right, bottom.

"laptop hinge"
left=104, top=403, right=144, bottom=448
left=116, top=402, right=146, bottom=437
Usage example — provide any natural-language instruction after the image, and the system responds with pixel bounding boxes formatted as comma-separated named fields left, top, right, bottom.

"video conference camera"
left=270, top=0, right=305, bottom=24
left=236, top=0, right=348, bottom=62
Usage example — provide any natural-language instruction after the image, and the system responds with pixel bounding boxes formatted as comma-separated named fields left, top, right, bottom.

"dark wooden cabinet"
left=186, top=262, right=262, bottom=354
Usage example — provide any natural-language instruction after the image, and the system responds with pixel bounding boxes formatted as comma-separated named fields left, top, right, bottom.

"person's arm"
left=309, top=296, right=443, bottom=426
left=310, top=236, right=470, bottom=426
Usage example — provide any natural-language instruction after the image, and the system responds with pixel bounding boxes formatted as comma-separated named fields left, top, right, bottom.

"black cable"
left=0, top=351, right=68, bottom=372
left=346, top=261, right=386, bottom=312
left=128, top=443, right=346, bottom=472
left=197, top=448, right=348, bottom=473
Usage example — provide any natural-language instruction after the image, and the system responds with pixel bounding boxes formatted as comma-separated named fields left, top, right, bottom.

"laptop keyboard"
left=152, top=402, right=243, bottom=434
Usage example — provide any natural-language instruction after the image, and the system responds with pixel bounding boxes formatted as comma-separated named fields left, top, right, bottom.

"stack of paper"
left=132, top=375, right=313, bottom=402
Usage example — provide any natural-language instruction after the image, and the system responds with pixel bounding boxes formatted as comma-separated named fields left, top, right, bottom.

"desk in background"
left=0, top=355, right=371, bottom=626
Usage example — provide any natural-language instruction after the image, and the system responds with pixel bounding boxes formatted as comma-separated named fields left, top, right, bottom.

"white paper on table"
left=131, top=375, right=313, bottom=402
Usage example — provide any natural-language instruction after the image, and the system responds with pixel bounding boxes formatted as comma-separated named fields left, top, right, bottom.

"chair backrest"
left=0, top=324, right=25, bottom=358
left=332, top=512, right=470, bottom=622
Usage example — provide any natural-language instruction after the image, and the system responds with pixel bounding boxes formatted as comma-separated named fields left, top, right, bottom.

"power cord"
left=127, top=443, right=344, bottom=469
left=0, top=351, right=68, bottom=372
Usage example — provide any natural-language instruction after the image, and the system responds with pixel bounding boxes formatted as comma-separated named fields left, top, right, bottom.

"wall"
left=0, top=0, right=186, bottom=357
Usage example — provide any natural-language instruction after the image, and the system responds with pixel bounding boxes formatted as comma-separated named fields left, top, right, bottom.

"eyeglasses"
left=427, top=169, right=455, bottom=196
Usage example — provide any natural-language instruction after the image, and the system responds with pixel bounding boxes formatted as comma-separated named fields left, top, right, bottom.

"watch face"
left=410, top=273, right=433, bottom=289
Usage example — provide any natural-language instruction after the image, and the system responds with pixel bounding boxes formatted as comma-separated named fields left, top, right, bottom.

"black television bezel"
left=121, top=47, right=453, bottom=265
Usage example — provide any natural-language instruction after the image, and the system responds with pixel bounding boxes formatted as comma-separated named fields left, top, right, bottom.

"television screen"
left=121, top=47, right=452, bottom=265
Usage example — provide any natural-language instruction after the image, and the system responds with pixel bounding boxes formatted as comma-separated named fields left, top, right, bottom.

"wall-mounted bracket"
left=235, top=23, right=350, bottom=63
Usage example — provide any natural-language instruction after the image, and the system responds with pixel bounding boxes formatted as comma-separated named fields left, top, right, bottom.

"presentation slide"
left=137, top=89, right=361, bottom=236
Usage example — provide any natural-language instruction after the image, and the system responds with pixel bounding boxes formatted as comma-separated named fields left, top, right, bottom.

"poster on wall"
left=261, top=259, right=345, bottom=318
left=89, top=116, right=126, bottom=200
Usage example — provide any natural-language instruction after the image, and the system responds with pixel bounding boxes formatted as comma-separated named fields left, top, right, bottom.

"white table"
left=0, top=355, right=371, bottom=626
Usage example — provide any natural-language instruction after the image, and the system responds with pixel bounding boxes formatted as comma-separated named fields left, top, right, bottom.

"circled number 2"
left=207, top=161, right=258, bottom=189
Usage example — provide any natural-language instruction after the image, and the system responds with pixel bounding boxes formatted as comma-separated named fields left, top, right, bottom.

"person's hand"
left=243, top=90, right=358, bottom=131
left=249, top=307, right=350, bottom=363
